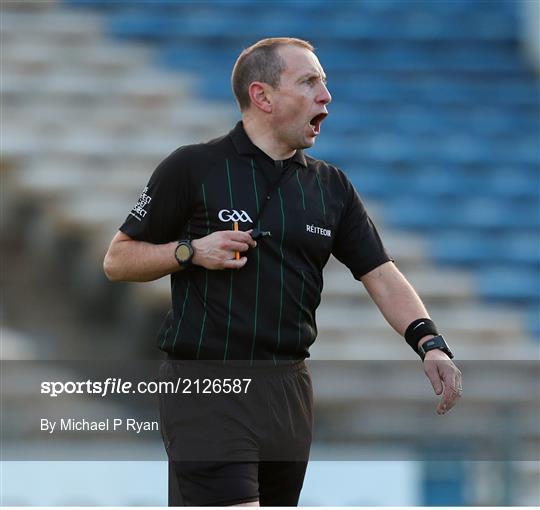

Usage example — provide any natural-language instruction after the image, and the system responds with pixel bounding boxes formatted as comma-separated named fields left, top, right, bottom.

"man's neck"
left=242, top=116, right=296, bottom=161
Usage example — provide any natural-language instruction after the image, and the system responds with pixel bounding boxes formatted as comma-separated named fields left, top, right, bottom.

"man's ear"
left=248, top=82, right=273, bottom=113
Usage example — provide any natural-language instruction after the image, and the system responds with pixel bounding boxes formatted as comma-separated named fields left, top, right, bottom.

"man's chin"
left=288, top=134, right=316, bottom=151
left=300, top=136, right=316, bottom=149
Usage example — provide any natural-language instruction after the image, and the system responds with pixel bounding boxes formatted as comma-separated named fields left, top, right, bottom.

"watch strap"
left=418, top=334, right=454, bottom=361
left=174, top=240, right=194, bottom=268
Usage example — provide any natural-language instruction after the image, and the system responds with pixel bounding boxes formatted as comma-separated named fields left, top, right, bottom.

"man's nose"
left=318, top=83, right=332, bottom=105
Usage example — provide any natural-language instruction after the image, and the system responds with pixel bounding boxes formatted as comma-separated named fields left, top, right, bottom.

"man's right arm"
left=103, top=231, right=179, bottom=282
left=103, top=230, right=257, bottom=282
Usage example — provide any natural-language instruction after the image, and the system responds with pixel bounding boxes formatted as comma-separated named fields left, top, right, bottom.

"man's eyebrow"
left=297, top=72, right=328, bottom=82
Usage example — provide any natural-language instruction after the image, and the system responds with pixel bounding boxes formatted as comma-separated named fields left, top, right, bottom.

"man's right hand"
left=191, top=230, right=257, bottom=270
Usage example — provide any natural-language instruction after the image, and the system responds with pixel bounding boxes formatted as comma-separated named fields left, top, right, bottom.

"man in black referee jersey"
left=104, top=37, right=462, bottom=506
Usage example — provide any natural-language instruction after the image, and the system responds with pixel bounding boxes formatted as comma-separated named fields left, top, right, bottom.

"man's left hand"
left=423, top=350, right=462, bottom=415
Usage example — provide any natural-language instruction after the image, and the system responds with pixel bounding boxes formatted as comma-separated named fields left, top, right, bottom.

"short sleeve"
left=332, top=174, right=392, bottom=280
left=119, top=147, right=192, bottom=244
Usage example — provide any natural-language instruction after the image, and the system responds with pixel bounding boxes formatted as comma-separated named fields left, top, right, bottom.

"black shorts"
left=158, top=359, right=313, bottom=506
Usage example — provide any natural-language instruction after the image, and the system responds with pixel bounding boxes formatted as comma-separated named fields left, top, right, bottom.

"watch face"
left=176, top=244, right=191, bottom=262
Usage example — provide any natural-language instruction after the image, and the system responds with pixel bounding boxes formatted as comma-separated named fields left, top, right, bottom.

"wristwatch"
left=418, top=334, right=454, bottom=361
left=174, top=240, right=194, bottom=269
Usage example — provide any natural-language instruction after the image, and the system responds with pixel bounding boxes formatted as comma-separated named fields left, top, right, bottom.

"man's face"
left=269, top=45, right=331, bottom=151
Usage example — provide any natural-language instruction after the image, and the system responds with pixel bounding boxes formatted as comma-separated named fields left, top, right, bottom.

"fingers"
left=223, top=230, right=257, bottom=248
left=436, top=362, right=463, bottom=415
left=221, top=257, right=248, bottom=270
left=223, top=240, right=253, bottom=253
left=192, top=231, right=257, bottom=270
left=424, top=360, right=443, bottom=395
left=440, top=365, right=463, bottom=413
left=423, top=351, right=462, bottom=415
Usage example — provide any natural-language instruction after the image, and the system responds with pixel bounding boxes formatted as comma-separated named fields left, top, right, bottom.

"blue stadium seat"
left=348, top=169, right=406, bottom=198
left=385, top=198, right=539, bottom=232
left=384, top=199, right=455, bottom=230
left=160, top=46, right=235, bottom=74
left=431, top=233, right=540, bottom=266
left=64, top=0, right=120, bottom=9
left=488, top=169, right=540, bottom=199
left=107, top=12, right=173, bottom=41
left=478, top=267, right=540, bottom=302
left=453, top=198, right=539, bottom=230
left=431, top=234, right=498, bottom=266
left=504, top=234, right=540, bottom=265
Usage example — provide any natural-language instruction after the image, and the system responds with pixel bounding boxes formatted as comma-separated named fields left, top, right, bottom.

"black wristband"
left=405, top=318, right=438, bottom=355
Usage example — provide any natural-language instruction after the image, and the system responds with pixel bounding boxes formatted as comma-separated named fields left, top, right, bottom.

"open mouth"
left=309, top=112, right=328, bottom=134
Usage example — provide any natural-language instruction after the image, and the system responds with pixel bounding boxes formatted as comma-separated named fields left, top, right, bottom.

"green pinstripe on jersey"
left=295, top=168, right=306, bottom=210
left=171, top=279, right=190, bottom=352
left=297, top=270, right=305, bottom=351
left=159, top=277, right=177, bottom=349
left=250, top=159, right=261, bottom=363
left=315, top=172, right=326, bottom=216
left=274, top=187, right=286, bottom=362
left=171, top=220, right=192, bottom=351
left=159, top=309, right=173, bottom=350
left=223, top=159, right=234, bottom=361
left=196, top=183, right=210, bottom=359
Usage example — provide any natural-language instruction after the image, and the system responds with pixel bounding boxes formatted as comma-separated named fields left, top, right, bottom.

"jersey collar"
left=230, top=121, right=307, bottom=168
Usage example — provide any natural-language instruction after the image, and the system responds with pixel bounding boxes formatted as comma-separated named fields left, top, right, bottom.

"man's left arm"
left=361, top=261, right=463, bottom=415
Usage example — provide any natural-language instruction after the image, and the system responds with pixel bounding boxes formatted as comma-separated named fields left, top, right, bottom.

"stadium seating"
left=3, top=0, right=537, bottom=344
left=2, top=0, right=539, bottom=505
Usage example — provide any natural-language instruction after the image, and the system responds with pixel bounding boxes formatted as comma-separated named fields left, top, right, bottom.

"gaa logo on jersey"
left=218, top=209, right=253, bottom=223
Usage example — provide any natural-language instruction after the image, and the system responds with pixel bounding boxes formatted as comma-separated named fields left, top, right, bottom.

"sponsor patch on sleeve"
left=130, top=186, right=152, bottom=221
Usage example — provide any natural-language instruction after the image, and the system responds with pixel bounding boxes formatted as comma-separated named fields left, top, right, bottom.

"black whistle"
left=251, top=229, right=272, bottom=240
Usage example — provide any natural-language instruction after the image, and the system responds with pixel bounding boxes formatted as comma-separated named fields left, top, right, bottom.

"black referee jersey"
left=120, top=121, right=391, bottom=361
